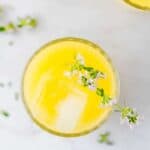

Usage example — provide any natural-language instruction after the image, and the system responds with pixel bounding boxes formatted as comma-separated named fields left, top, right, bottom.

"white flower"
left=127, top=119, right=138, bottom=129
left=97, top=72, right=106, bottom=79
left=76, top=53, right=84, bottom=65
left=109, top=99, right=117, bottom=106
left=88, top=84, right=96, bottom=90
left=129, top=124, right=134, bottom=129
left=87, top=78, right=95, bottom=84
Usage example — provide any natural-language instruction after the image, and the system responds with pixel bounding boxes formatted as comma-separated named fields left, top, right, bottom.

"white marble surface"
left=0, top=0, right=150, bottom=150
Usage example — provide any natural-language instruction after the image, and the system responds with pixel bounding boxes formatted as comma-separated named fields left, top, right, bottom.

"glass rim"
left=124, top=0, right=150, bottom=10
left=22, top=37, right=120, bottom=137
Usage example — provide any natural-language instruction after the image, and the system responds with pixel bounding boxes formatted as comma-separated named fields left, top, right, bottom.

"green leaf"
left=83, top=66, right=94, bottom=72
left=121, top=107, right=135, bottom=119
left=101, top=94, right=111, bottom=105
left=5, top=23, right=15, bottom=31
left=71, top=62, right=84, bottom=72
left=81, top=76, right=88, bottom=86
left=28, top=18, right=37, bottom=27
left=115, top=105, right=140, bottom=127
left=17, top=17, right=27, bottom=28
left=90, top=70, right=99, bottom=79
left=0, top=110, right=10, bottom=117
left=96, top=88, right=112, bottom=106
left=96, top=88, right=104, bottom=96
left=17, top=16, right=37, bottom=28
left=0, top=26, right=5, bottom=32
left=99, top=132, right=113, bottom=145
left=127, top=115, right=138, bottom=124
left=0, top=23, right=16, bottom=32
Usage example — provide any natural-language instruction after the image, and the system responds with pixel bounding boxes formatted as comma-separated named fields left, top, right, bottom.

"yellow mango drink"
left=22, top=37, right=119, bottom=137
left=124, top=0, right=150, bottom=10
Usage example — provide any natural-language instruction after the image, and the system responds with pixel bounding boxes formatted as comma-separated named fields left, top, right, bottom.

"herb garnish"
left=0, top=110, right=10, bottom=117
left=0, top=17, right=37, bottom=33
left=0, top=22, right=16, bottom=32
left=98, top=132, right=113, bottom=145
left=114, top=104, right=140, bottom=128
left=17, top=16, right=37, bottom=28
left=65, top=54, right=141, bottom=128
left=69, top=54, right=115, bottom=106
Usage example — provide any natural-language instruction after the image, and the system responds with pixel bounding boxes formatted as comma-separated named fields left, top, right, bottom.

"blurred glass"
left=124, top=0, right=150, bottom=10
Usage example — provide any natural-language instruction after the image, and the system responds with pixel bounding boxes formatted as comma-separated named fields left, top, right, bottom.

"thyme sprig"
left=17, top=16, right=37, bottom=28
left=0, top=16, right=37, bottom=32
left=65, top=53, right=141, bottom=128
left=98, top=132, right=113, bottom=145
left=0, top=22, right=16, bottom=32
left=70, top=54, right=113, bottom=106
left=114, top=104, right=140, bottom=128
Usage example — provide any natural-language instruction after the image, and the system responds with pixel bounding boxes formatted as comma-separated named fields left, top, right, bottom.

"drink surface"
left=125, top=0, right=150, bottom=10
left=23, top=38, right=118, bottom=136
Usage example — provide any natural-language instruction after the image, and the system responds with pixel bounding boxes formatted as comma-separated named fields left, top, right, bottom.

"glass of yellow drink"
left=124, top=0, right=150, bottom=10
left=22, top=37, right=119, bottom=137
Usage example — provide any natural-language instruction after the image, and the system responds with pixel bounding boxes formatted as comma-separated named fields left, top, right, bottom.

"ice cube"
left=55, top=90, right=87, bottom=132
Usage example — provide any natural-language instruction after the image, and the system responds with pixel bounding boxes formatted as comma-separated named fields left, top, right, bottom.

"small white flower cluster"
left=78, top=72, right=97, bottom=90
left=65, top=53, right=115, bottom=107
left=120, top=116, right=139, bottom=129
left=119, top=107, right=141, bottom=129
left=87, top=79, right=97, bottom=90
